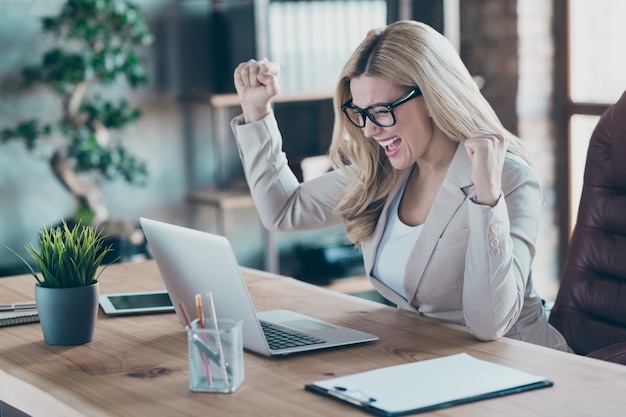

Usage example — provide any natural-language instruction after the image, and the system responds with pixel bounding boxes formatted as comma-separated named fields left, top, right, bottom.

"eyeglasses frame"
left=341, top=87, right=422, bottom=128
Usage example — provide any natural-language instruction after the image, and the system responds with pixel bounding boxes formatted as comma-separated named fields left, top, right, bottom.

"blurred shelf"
left=187, top=187, right=279, bottom=273
left=178, top=91, right=333, bottom=107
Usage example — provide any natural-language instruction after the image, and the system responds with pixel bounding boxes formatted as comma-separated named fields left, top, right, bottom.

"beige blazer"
left=232, top=113, right=571, bottom=352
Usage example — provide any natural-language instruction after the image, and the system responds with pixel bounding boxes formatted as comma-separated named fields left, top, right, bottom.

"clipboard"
left=305, top=353, right=553, bottom=416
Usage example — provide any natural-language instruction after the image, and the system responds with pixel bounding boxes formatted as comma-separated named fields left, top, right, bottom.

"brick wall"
left=460, top=0, right=519, bottom=134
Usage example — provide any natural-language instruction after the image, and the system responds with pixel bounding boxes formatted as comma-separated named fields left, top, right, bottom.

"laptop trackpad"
left=281, top=319, right=337, bottom=332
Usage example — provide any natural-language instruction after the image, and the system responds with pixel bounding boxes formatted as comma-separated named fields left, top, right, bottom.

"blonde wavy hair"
left=329, top=20, right=528, bottom=246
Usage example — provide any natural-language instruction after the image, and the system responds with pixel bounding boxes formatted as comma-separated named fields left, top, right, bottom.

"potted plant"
left=0, top=0, right=153, bottom=229
left=7, top=221, right=114, bottom=345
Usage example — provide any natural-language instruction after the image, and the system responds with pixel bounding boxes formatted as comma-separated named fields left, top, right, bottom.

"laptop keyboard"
left=260, top=320, right=325, bottom=350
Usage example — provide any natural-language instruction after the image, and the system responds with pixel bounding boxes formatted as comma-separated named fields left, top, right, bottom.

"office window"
left=569, top=0, right=626, bottom=104
left=568, top=114, right=599, bottom=226
left=566, top=0, right=626, bottom=230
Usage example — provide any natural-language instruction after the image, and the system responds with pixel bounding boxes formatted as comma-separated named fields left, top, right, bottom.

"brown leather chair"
left=549, top=90, right=626, bottom=364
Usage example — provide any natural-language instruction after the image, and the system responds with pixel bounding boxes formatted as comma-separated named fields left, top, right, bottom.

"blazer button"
left=490, top=247, right=501, bottom=256
left=490, top=223, right=499, bottom=233
left=490, top=239, right=499, bottom=248
left=488, top=232, right=497, bottom=240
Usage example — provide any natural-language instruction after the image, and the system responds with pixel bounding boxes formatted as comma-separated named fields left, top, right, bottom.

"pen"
left=207, top=291, right=229, bottom=386
left=0, top=303, right=37, bottom=312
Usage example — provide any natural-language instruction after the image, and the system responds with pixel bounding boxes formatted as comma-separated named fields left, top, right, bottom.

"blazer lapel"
left=403, top=144, right=474, bottom=301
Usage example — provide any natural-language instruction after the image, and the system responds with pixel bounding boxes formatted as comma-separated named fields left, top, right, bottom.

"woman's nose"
left=362, top=117, right=382, bottom=137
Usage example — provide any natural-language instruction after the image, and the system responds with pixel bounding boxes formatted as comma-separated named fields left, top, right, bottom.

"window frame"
left=555, top=0, right=612, bottom=271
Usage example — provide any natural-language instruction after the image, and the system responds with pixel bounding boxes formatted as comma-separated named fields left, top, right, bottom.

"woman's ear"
left=421, top=96, right=433, bottom=118
left=424, top=102, right=433, bottom=118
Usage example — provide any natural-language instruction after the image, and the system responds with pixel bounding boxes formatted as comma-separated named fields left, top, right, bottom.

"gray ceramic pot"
left=34, top=282, right=99, bottom=346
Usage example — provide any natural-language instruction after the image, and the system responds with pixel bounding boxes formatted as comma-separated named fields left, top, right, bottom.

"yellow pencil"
left=195, top=294, right=205, bottom=329
left=194, top=294, right=212, bottom=385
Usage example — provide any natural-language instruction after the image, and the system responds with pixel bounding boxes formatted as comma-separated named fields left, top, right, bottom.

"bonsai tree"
left=1, top=0, right=153, bottom=226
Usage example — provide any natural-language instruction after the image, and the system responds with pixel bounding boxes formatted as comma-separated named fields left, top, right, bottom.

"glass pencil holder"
left=187, top=318, right=244, bottom=393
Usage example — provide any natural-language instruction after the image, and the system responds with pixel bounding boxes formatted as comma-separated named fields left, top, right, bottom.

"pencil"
left=180, top=301, right=213, bottom=385
left=178, top=302, right=193, bottom=327
left=195, top=293, right=205, bottom=328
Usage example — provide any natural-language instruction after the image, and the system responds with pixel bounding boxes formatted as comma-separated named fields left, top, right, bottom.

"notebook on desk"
left=0, top=303, right=39, bottom=327
left=140, top=217, right=378, bottom=357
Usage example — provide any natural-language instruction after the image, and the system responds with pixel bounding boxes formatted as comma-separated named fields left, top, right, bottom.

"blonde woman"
left=231, top=20, right=570, bottom=351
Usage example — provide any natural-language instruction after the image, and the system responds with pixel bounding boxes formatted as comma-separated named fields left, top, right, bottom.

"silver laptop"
left=140, top=217, right=378, bottom=356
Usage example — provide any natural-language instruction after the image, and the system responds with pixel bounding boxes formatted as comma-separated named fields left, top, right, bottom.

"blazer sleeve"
left=230, top=112, right=347, bottom=231
left=462, top=157, right=542, bottom=340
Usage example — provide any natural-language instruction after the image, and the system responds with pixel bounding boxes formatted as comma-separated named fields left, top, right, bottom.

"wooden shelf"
left=178, top=91, right=334, bottom=107
left=187, top=188, right=255, bottom=210
left=187, top=187, right=279, bottom=274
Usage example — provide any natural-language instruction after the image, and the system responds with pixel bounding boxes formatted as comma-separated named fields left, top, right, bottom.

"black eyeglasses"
left=341, top=88, right=422, bottom=128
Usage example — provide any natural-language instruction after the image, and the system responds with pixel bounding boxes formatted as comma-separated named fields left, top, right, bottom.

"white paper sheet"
left=308, top=353, right=551, bottom=415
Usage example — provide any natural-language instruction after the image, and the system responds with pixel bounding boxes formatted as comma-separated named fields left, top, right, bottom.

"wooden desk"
left=1, top=261, right=625, bottom=417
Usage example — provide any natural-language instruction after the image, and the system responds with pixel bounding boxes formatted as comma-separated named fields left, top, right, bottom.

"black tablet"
left=99, top=290, right=175, bottom=315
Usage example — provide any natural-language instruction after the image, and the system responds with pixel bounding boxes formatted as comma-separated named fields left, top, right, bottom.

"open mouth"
left=378, top=137, right=401, bottom=150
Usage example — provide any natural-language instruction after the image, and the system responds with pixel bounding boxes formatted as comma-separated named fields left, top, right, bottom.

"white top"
left=372, top=182, right=423, bottom=300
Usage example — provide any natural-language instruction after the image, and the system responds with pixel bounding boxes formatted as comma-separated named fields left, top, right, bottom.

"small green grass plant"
left=7, top=221, right=114, bottom=288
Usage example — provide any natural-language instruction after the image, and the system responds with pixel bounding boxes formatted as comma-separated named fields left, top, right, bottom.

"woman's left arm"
left=462, top=160, right=542, bottom=340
